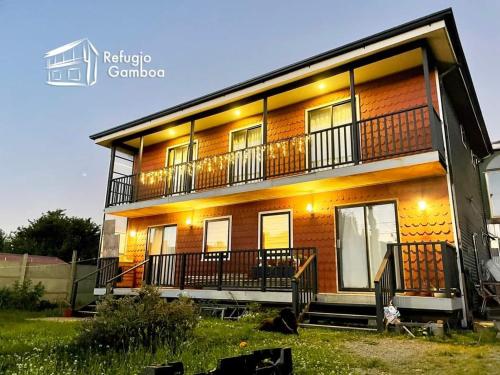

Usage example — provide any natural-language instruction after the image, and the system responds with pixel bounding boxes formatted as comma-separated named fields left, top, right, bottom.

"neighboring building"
left=45, top=38, right=98, bottom=86
left=481, top=140, right=500, bottom=255
left=89, top=9, right=493, bottom=329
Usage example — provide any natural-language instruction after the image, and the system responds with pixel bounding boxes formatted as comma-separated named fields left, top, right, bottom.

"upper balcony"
left=101, top=46, right=447, bottom=217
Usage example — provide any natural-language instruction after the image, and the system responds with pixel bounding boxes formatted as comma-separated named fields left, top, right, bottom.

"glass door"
left=337, top=202, right=398, bottom=290
left=166, top=143, right=196, bottom=194
left=308, top=100, right=353, bottom=169
left=146, top=225, right=177, bottom=285
left=230, top=125, right=262, bottom=184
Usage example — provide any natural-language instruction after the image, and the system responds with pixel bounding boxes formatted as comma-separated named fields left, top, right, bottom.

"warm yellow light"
left=306, top=203, right=314, bottom=213
left=168, top=128, right=175, bottom=136
left=129, top=230, right=137, bottom=238
left=318, top=82, right=326, bottom=90
left=418, top=200, right=427, bottom=211
left=186, top=217, right=192, bottom=226
left=234, top=109, right=241, bottom=116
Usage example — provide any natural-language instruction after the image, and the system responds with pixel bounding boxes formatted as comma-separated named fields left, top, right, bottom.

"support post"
left=422, top=46, right=441, bottom=152
left=19, top=253, right=28, bottom=283
left=179, top=254, right=186, bottom=290
left=349, top=69, right=359, bottom=164
left=217, top=252, right=224, bottom=291
left=67, top=250, right=77, bottom=303
left=261, top=250, right=267, bottom=292
left=262, top=97, right=268, bottom=180
left=105, top=146, right=116, bottom=207
left=185, top=120, right=195, bottom=193
left=133, top=137, right=144, bottom=202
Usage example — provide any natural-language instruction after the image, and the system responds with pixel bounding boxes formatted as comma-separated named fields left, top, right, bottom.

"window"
left=68, top=68, right=81, bottom=81
left=307, top=99, right=354, bottom=167
left=486, top=170, right=500, bottom=218
left=230, top=125, right=262, bottom=183
left=203, top=217, right=231, bottom=256
left=166, top=142, right=198, bottom=194
left=146, top=225, right=177, bottom=256
left=259, top=211, right=292, bottom=249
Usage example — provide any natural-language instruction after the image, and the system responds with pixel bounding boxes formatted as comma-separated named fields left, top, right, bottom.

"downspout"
left=436, top=65, right=469, bottom=327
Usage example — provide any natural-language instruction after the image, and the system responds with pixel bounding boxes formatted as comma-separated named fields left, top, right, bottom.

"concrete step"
left=299, top=323, right=378, bottom=332
left=304, top=311, right=376, bottom=320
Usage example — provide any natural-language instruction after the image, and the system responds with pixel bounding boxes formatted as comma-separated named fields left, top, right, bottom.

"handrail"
left=70, top=257, right=118, bottom=310
left=374, top=246, right=396, bottom=332
left=105, top=258, right=150, bottom=294
left=291, top=252, right=318, bottom=320
left=293, top=253, right=316, bottom=280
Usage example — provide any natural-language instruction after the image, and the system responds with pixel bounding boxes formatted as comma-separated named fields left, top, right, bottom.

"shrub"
left=0, top=279, right=45, bottom=310
left=78, top=286, right=198, bottom=352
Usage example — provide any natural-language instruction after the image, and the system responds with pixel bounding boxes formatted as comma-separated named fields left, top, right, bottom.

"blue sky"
left=0, top=0, right=499, bottom=232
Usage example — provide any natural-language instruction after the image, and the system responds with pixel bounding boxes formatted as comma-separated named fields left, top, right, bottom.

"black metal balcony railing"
left=144, top=248, right=316, bottom=292
left=374, top=242, right=459, bottom=331
left=107, top=105, right=440, bottom=206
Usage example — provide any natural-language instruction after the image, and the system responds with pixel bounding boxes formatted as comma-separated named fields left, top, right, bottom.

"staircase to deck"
left=299, top=302, right=378, bottom=331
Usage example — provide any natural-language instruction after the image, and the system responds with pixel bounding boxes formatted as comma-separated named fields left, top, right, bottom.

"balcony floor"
left=106, top=151, right=445, bottom=218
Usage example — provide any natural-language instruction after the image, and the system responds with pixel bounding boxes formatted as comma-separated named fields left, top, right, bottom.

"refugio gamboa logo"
left=44, top=38, right=165, bottom=87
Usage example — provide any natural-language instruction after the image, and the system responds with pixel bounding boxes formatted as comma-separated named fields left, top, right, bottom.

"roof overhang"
left=89, top=8, right=491, bottom=157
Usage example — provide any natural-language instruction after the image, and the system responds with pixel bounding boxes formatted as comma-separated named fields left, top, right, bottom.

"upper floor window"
left=229, top=125, right=262, bottom=183
left=203, top=217, right=231, bottom=256
left=259, top=210, right=292, bottom=249
left=486, top=170, right=500, bottom=218
left=307, top=99, right=354, bottom=167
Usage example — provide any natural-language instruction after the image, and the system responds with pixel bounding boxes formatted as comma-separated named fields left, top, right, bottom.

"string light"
left=138, top=135, right=309, bottom=186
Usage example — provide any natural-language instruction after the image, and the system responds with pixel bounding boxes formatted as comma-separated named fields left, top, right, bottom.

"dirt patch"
left=344, top=337, right=438, bottom=365
left=27, top=317, right=86, bottom=322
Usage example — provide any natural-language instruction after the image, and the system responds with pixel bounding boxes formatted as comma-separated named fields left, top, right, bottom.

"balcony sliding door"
left=337, top=202, right=398, bottom=290
left=308, top=100, right=353, bottom=169
left=147, top=225, right=177, bottom=285
left=166, top=143, right=197, bottom=194
left=230, top=125, right=262, bottom=184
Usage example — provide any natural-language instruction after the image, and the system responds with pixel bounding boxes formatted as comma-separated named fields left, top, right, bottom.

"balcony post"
left=105, top=145, right=116, bottom=207
left=186, top=119, right=195, bottom=193
left=261, top=250, right=267, bottom=292
left=262, top=97, right=268, bottom=180
left=349, top=69, right=360, bottom=164
left=179, top=254, right=186, bottom=290
left=133, top=136, right=144, bottom=202
left=422, top=46, right=441, bottom=153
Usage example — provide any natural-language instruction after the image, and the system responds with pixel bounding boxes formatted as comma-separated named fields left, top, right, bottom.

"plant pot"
left=63, top=308, right=73, bottom=317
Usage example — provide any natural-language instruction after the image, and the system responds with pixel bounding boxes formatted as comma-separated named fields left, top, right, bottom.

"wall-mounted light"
left=418, top=200, right=427, bottom=211
left=186, top=217, right=192, bottom=226
left=306, top=203, right=314, bottom=214
left=129, top=230, right=137, bottom=238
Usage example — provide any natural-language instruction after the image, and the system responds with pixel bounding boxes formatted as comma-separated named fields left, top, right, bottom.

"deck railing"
left=107, top=105, right=439, bottom=206
left=291, top=253, right=318, bottom=319
left=374, top=242, right=459, bottom=331
left=144, top=248, right=316, bottom=292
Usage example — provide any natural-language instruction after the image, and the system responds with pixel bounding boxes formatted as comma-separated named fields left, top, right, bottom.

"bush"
left=0, top=279, right=45, bottom=310
left=78, top=286, right=198, bottom=352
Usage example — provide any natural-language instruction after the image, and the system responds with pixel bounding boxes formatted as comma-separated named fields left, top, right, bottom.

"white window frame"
left=202, top=215, right=232, bottom=261
left=258, top=209, right=293, bottom=251
left=486, top=169, right=500, bottom=219
left=304, top=96, right=360, bottom=168
left=145, top=223, right=178, bottom=257
left=228, top=122, right=264, bottom=184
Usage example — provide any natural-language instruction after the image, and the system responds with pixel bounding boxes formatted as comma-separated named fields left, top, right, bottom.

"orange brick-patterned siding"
left=122, top=175, right=453, bottom=293
left=138, top=68, right=436, bottom=172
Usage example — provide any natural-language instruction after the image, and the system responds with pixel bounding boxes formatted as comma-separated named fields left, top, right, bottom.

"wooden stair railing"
left=104, top=258, right=150, bottom=295
left=374, top=245, right=396, bottom=332
left=291, top=251, right=318, bottom=320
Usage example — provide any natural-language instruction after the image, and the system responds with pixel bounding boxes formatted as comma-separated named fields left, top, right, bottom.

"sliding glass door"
left=147, top=225, right=177, bottom=285
left=230, top=125, right=262, bottom=184
left=337, top=202, right=398, bottom=290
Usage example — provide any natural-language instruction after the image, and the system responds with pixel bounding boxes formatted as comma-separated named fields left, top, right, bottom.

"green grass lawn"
left=0, top=310, right=499, bottom=374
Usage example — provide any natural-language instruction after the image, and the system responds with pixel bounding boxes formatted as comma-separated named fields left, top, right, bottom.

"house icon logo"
left=44, top=38, right=99, bottom=86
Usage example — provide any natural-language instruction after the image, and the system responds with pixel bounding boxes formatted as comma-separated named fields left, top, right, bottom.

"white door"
left=337, top=202, right=398, bottom=290
left=147, top=225, right=177, bottom=285
left=230, top=126, right=262, bottom=183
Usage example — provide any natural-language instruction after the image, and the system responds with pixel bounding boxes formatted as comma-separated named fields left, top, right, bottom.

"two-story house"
left=86, top=9, right=493, bottom=330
